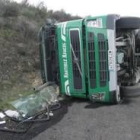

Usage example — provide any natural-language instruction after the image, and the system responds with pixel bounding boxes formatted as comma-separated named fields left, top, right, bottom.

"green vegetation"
left=0, top=0, right=81, bottom=110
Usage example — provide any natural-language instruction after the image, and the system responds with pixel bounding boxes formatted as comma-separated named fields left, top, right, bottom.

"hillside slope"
left=0, top=0, right=81, bottom=109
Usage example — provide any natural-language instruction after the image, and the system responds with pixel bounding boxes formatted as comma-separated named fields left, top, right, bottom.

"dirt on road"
left=1, top=97, right=140, bottom=140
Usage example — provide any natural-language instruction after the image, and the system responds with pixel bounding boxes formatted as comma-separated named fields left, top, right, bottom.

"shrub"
left=15, top=16, right=38, bottom=40
left=2, top=1, right=20, bottom=17
left=21, top=7, right=36, bottom=19
left=36, top=2, right=47, bottom=19
left=0, top=17, right=5, bottom=28
left=47, top=9, right=81, bottom=22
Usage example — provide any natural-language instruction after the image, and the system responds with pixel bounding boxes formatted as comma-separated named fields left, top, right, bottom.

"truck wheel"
left=121, top=84, right=140, bottom=97
left=116, top=17, right=140, bottom=29
left=111, top=91, right=121, bottom=104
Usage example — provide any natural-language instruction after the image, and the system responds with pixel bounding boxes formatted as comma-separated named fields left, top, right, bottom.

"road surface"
left=1, top=97, right=140, bottom=140
left=33, top=97, right=140, bottom=140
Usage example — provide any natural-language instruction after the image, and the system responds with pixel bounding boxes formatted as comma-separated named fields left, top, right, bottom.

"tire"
left=111, top=91, right=121, bottom=104
left=121, top=84, right=140, bottom=97
left=116, top=17, right=140, bottom=29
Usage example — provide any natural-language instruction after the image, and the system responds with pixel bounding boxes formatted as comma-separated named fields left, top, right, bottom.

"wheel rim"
left=116, top=91, right=121, bottom=102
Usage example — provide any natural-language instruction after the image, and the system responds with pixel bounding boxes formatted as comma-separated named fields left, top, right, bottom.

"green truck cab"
left=39, top=14, right=140, bottom=104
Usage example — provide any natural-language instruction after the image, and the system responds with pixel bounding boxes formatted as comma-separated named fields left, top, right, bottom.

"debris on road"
left=0, top=121, right=6, bottom=125
left=0, top=112, right=5, bottom=119
left=4, top=110, right=20, bottom=119
left=0, top=83, right=61, bottom=133
left=49, top=111, right=54, bottom=117
left=10, top=83, right=59, bottom=118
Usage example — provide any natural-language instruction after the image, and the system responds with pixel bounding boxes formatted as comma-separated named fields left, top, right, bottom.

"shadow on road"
left=85, top=102, right=111, bottom=109
left=84, top=98, right=133, bottom=109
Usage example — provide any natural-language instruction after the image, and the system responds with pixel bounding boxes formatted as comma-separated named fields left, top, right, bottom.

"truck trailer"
left=39, top=14, right=140, bottom=104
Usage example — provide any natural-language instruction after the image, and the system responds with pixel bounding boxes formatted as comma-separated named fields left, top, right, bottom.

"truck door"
left=85, top=18, right=109, bottom=102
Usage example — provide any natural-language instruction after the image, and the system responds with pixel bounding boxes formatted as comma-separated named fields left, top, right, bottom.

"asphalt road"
left=32, top=97, right=140, bottom=140
left=1, top=97, right=140, bottom=140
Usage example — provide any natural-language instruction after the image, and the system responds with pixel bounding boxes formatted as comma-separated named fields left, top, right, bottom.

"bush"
left=0, top=27, right=17, bottom=40
left=0, top=17, right=5, bottom=28
left=15, top=16, right=38, bottom=40
left=21, top=8, right=34, bottom=19
left=36, top=2, right=47, bottom=19
left=20, top=2, right=47, bottom=21
left=1, top=1, right=20, bottom=17
left=47, top=9, right=81, bottom=22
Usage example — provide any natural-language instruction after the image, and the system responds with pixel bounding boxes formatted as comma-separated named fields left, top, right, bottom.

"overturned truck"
left=39, top=14, right=140, bottom=104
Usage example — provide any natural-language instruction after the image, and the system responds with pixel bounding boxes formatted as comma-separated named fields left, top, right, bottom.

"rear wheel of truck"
left=121, top=84, right=140, bottom=97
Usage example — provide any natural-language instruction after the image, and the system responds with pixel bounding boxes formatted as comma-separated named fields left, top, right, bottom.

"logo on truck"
left=61, top=22, right=70, bottom=96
